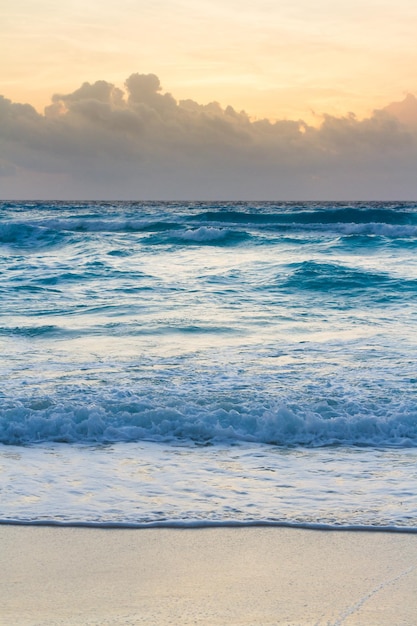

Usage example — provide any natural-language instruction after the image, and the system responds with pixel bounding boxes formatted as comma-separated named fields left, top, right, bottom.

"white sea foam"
left=177, top=226, right=234, bottom=242
left=1, top=392, right=416, bottom=447
left=1, top=442, right=416, bottom=529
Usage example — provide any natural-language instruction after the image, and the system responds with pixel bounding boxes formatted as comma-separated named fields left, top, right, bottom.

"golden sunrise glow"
left=2, top=0, right=417, bottom=122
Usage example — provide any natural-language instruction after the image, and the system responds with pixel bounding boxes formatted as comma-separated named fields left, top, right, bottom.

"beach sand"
left=1, top=526, right=417, bottom=625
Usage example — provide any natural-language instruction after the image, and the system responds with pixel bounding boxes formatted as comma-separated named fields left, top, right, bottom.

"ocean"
left=1, top=200, right=417, bottom=530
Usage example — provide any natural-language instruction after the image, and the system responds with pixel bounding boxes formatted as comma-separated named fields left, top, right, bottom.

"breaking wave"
left=1, top=392, right=416, bottom=448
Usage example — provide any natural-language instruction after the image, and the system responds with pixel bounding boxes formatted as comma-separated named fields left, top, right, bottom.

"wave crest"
left=1, top=393, right=416, bottom=447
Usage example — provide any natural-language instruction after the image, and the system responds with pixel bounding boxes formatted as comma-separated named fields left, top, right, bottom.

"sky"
left=1, top=0, right=417, bottom=200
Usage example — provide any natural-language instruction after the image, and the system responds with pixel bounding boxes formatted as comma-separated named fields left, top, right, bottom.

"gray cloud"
left=1, top=73, right=416, bottom=200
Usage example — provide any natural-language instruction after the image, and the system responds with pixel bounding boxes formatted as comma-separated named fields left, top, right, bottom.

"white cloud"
left=1, top=73, right=417, bottom=200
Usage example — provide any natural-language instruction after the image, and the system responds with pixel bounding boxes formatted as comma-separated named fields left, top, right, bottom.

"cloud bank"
left=1, top=73, right=417, bottom=200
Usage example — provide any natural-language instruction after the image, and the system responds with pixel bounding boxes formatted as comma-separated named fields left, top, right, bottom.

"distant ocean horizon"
left=1, top=200, right=417, bottom=530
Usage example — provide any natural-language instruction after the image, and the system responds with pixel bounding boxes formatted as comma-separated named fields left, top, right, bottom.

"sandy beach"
left=1, top=526, right=417, bottom=625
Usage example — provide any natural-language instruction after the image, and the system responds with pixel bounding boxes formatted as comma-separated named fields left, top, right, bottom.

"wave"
left=196, top=209, right=387, bottom=225
left=0, top=222, right=70, bottom=248
left=196, top=205, right=417, bottom=224
left=162, top=226, right=249, bottom=245
left=191, top=205, right=417, bottom=240
left=36, top=217, right=181, bottom=233
left=0, top=218, right=180, bottom=245
left=280, top=261, right=417, bottom=296
left=0, top=324, right=66, bottom=338
left=315, top=223, right=417, bottom=238
left=1, top=519, right=416, bottom=532
left=2, top=203, right=417, bottom=251
left=0, top=218, right=250, bottom=249
left=1, top=393, right=416, bottom=447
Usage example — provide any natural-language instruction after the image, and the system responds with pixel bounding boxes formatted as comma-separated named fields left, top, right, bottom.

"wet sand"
left=1, top=526, right=417, bottom=625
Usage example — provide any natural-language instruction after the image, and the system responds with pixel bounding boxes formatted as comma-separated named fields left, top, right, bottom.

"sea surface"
left=1, top=200, right=417, bottom=530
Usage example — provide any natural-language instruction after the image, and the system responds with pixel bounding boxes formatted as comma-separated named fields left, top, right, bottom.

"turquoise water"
left=1, top=201, right=417, bottom=529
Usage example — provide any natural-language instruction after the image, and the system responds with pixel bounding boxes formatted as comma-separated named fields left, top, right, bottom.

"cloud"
left=1, top=73, right=417, bottom=200
left=382, top=94, right=417, bottom=129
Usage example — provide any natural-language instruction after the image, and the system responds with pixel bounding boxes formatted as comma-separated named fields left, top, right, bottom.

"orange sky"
left=2, top=0, right=417, bottom=200
left=2, top=0, right=417, bottom=122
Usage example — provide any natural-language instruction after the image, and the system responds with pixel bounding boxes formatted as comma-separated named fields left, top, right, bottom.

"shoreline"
left=2, top=518, right=417, bottom=533
left=1, top=526, right=417, bottom=625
